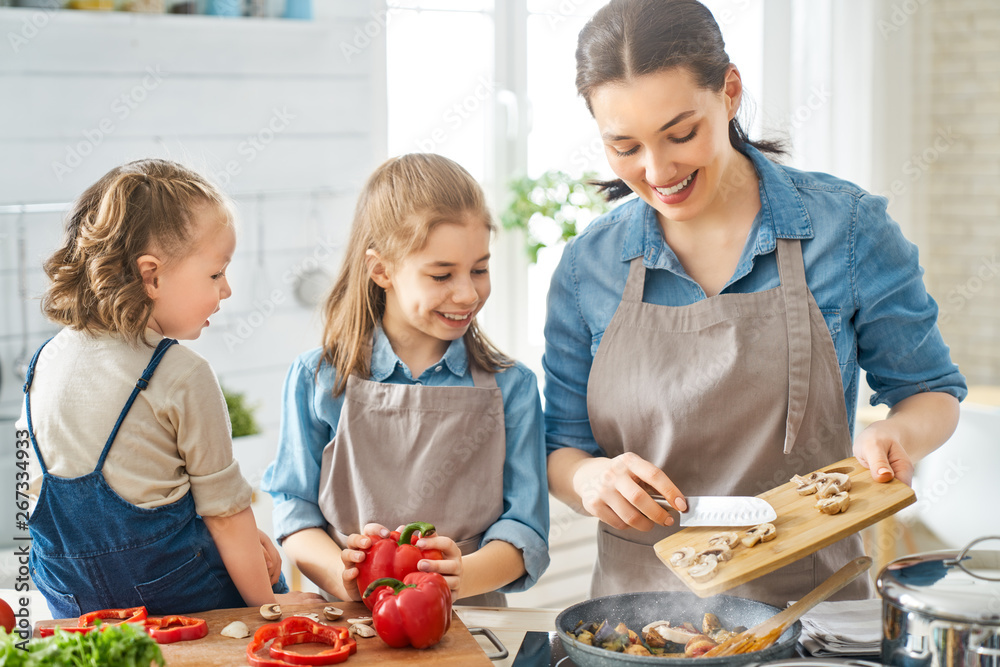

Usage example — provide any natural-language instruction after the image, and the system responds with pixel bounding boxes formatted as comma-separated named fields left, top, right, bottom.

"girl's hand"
left=854, top=419, right=915, bottom=486
left=276, top=591, right=325, bottom=604
left=339, top=523, right=391, bottom=601
left=572, top=452, right=685, bottom=531
left=412, top=535, right=463, bottom=599
left=258, top=530, right=282, bottom=585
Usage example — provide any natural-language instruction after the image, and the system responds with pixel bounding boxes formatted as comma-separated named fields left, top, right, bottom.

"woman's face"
left=589, top=66, right=743, bottom=224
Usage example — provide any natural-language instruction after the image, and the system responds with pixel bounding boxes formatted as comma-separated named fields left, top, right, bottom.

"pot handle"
left=468, top=627, right=508, bottom=661
left=944, top=535, right=1000, bottom=581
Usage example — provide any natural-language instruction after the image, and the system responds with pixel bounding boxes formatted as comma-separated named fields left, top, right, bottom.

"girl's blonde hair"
left=322, top=153, right=512, bottom=395
left=42, top=158, right=234, bottom=347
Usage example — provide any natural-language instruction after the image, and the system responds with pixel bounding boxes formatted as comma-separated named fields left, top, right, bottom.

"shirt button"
left=435, top=366, right=442, bottom=372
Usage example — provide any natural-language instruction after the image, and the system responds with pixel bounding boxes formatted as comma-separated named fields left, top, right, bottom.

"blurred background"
left=0, top=0, right=997, bottom=611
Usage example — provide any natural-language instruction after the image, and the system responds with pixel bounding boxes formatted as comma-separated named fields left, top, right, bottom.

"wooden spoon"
left=704, top=555, right=873, bottom=656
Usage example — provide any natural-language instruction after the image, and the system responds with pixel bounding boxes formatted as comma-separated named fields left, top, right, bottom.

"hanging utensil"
left=704, top=556, right=873, bottom=657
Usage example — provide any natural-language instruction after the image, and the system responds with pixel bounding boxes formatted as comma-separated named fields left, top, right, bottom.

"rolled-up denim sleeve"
left=481, top=363, right=550, bottom=593
left=261, top=354, right=335, bottom=544
left=853, top=194, right=968, bottom=407
left=542, top=237, right=606, bottom=458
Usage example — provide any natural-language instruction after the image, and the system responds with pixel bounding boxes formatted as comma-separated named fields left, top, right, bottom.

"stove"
left=511, top=632, right=575, bottom=666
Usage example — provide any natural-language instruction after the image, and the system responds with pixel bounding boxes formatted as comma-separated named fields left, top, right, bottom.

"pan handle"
left=468, top=627, right=508, bottom=661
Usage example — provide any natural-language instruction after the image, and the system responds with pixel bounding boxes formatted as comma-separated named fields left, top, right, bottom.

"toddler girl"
left=20, top=158, right=318, bottom=617
left=263, top=153, right=549, bottom=605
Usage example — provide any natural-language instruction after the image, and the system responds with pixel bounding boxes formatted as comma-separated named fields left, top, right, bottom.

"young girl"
left=20, top=158, right=319, bottom=618
left=262, top=153, right=550, bottom=605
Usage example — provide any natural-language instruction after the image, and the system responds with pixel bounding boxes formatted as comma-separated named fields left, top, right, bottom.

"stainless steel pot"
left=555, top=591, right=802, bottom=667
left=878, top=536, right=1000, bottom=667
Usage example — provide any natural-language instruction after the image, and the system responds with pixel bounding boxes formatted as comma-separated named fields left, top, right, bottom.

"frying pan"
left=555, top=591, right=801, bottom=667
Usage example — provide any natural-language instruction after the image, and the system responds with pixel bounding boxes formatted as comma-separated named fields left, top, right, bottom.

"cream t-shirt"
left=18, top=328, right=252, bottom=517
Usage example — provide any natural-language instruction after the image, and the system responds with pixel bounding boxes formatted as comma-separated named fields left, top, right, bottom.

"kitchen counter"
left=456, top=606, right=560, bottom=666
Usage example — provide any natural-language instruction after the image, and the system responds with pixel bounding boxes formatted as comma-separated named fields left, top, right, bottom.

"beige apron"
left=318, top=358, right=507, bottom=606
left=586, top=238, right=873, bottom=606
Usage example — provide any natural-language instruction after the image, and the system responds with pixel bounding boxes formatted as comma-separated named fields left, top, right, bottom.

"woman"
left=543, top=0, right=965, bottom=605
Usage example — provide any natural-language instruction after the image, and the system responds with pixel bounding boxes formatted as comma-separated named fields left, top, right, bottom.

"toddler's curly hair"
left=42, top=158, right=233, bottom=346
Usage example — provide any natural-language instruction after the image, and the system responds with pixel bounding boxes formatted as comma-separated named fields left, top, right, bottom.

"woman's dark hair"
left=576, top=0, right=787, bottom=200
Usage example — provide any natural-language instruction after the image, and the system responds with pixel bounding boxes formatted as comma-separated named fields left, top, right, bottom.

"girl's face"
left=589, top=65, right=743, bottom=224
left=372, top=212, right=491, bottom=358
left=142, top=204, right=235, bottom=341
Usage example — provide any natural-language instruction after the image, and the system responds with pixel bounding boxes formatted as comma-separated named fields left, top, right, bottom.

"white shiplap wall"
left=0, top=3, right=387, bottom=577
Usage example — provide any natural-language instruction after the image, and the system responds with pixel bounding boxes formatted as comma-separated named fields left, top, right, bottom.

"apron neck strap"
left=776, top=238, right=812, bottom=454
left=468, top=359, right=498, bottom=388
left=622, top=256, right=647, bottom=303
left=23, top=337, right=56, bottom=474
left=95, top=338, right=178, bottom=473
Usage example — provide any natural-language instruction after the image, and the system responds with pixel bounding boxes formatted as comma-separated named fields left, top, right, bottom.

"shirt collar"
left=620, top=144, right=815, bottom=264
left=370, top=325, right=469, bottom=381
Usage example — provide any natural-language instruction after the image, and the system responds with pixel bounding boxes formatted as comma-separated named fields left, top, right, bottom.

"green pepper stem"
left=363, top=577, right=416, bottom=599
left=398, top=521, right=436, bottom=545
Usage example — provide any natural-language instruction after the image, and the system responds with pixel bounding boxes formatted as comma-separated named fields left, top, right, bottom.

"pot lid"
left=877, top=536, right=1000, bottom=624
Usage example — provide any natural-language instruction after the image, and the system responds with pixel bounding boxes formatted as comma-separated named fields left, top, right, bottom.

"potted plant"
left=501, top=170, right=611, bottom=263
left=224, top=386, right=261, bottom=438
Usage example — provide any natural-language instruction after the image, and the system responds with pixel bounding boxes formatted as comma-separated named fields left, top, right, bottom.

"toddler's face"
left=379, top=213, right=491, bottom=355
left=146, top=204, right=235, bottom=340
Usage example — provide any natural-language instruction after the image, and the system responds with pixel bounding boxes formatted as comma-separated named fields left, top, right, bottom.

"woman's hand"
left=570, top=451, right=685, bottom=531
left=412, top=534, right=463, bottom=599
left=276, top=591, right=326, bottom=604
left=339, top=523, right=391, bottom=601
left=853, top=419, right=914, bottom=486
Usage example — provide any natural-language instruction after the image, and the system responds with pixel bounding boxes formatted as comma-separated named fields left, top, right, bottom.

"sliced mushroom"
left=670, top=546, right=697, bottom=568
left=347, top=616, right=373, bottom=626
left=687, top=554, right=719, bottom=582
left=220, top=621, right=251, bottom=639
left=259, top=604, right=282, bottom=620
left=741, top=523, right=777, bottom=547
left=697, top=545, right=733, bottom=563
left=646, top=621, right=702, bottom=645
left=791, top=472, right=821, bottom=495
left=815, top=472, right=852, bottom=499
left=816, top=490, right=851, bottom=514
left=293, top=613, right=321, bottom=623
left=702, top=613, right=722, bottom=635
left=708, top=532, right=740, bottom=549
left=641, top=621, right=672, bottom=648
left=323, top=606, right=344, bottom=621
left=349, top=623, right=377, bottom=638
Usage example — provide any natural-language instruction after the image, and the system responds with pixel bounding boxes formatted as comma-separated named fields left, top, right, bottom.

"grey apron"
left=318, top=357, right=507, bottom=606
left=586, top=238, right=873, bottom=606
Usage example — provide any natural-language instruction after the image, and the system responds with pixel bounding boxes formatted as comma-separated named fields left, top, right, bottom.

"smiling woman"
left=542, top=0, right=966, bottom=609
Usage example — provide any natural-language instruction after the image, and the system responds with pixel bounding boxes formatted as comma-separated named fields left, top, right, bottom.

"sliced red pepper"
left=144, top=615, right=208, bottom=644
left=39, top=606, right=149, bottom=637
left=246, top=616, right=357, bottom=667
left=356, top=521, right=444, bottom=610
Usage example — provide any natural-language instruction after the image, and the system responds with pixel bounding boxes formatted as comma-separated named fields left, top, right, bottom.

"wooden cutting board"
left=653, top=456, right=915, bottom=597
left=34, top=601, right=494, bottom=666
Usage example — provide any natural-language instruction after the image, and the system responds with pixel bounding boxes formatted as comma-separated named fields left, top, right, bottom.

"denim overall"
left=25, top=337, right=275, bottom=618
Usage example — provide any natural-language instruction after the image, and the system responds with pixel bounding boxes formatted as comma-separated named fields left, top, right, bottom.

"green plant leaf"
left=223, top=386, right=262, bottom=438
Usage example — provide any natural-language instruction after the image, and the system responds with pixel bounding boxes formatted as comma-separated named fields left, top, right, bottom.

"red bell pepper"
left=356, top=521, right=443, bottom=609
left=362, top=572, right=452, bottom=649
left=38, top=606, right=149, bottom=637
left=246, top=616, right=356, bottom=667
left=143, top=615, right=209, bottom=644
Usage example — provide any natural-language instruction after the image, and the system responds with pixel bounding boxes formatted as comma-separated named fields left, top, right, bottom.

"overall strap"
left=95, top=338, right=178, bottom=473
left=469, top=359, right=498, bottom=388
left=776, top=239, right=812, bottom=454
left=23, top=337, right=56, bottom=474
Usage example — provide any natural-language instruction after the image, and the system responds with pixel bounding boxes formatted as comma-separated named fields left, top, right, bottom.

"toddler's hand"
left=339, top=524, right=390, bottom=601
left=412, top=534, right=462, bottom=600
left=275, top=591, right=325, bottom=605
left=258, top=530, right=282, bottom=586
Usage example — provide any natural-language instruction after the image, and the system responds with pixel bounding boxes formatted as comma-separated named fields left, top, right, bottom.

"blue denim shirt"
left=262, top=328, right=550, bottom=593
left=543, top=145, right=967, bottom=457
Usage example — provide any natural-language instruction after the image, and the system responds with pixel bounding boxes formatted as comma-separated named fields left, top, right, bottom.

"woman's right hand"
left=572, top=452, right=686, bottom=531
